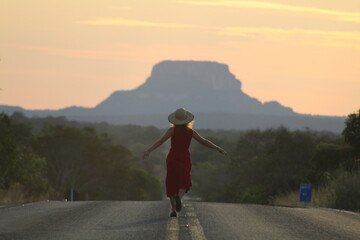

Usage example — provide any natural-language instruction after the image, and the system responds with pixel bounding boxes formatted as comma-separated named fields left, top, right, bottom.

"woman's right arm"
left=192, top=130, right=227, bottom=155
left=142, top=127, right=174, bottom=159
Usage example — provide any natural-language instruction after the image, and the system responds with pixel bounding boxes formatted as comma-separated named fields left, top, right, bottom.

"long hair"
left=170, top=121, right=194, bottom=130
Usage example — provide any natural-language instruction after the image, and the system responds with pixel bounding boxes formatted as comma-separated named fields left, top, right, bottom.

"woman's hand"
left=217, top=147, right=227, bottom=156
left=142, top=150, right=150, bottom=160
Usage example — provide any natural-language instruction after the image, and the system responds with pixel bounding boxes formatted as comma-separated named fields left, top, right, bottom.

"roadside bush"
left=331, top=170, right=360, bottom=211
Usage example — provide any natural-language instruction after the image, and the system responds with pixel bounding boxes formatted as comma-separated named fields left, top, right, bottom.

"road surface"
left=0, top=201, right=359, bottom=240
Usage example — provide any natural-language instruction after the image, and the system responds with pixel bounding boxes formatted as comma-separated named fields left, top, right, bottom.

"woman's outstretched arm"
left=142, top=127, right=174, bottom=159
left=192, top=130, right=227, bottom=155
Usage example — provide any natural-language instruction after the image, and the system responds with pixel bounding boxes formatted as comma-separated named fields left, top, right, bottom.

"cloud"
left=177, top=1, right=360, bottom=24
left=12, top=44, right=209, bottom=62
left=340, top=16, right=360, bottom=24
left=78, top=17, right=202, bottom=28
left=14, top=45, right=130, bottom=60
left=218, top=27, right=360, bottom=48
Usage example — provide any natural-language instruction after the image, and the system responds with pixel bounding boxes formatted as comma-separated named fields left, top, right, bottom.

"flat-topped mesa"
left=94, top=60, right=295, bottom=115
left=141, top=60, right=242, bottom=92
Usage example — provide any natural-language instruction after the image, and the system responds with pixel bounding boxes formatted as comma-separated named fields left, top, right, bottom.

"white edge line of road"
left=0, top=200, right=61, bottom=212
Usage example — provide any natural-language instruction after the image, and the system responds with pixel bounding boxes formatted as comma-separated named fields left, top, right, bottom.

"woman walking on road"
left=142, top=108, right=227, bottom=217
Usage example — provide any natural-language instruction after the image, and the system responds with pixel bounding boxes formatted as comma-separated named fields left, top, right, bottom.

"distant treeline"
left=0, top=105, right=346, bottom=132
left=0, top=112, right=162, bottom=202
left=190, top=110, right=360, bottom=211
left=1, top=110, right=359, bottom=211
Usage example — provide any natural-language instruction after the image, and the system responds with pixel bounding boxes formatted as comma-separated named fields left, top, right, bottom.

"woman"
left=142, top=108, right=227, bottom=217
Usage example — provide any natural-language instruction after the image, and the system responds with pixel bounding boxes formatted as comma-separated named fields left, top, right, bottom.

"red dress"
left=166, top=125, right=193, bottom=197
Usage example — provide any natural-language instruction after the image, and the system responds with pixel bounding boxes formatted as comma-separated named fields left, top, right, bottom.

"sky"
left=1, top=0, right=359, bottom=116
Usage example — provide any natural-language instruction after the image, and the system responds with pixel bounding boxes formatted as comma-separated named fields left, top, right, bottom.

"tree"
left=36, top=125, right=96, bottom=198
left=0, top=113, right=49, bottom=196
left=308, top=143, right=354, bottom=186
left=191, top=136, right=232, bottom=202
left=35, top=125, right=162, bottom=200
left=219, top=127, right=343, bottom=204
left=342, top=109, right=360, bottom=171
left=343, top=109, right=360, bottom=149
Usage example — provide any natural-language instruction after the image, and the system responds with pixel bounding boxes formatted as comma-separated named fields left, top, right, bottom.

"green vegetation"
left=0, top=113, right=162, bottom=202
left=190, top=110, right=360, bottom=212
left=191, top=127, right=340, bottom=204
left=0, top=114, right=50, bottom=201
left=1, top=109, right=359, bottom=212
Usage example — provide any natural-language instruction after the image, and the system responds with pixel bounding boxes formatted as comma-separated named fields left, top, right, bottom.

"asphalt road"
left=0, top=201, right=359, bottom=240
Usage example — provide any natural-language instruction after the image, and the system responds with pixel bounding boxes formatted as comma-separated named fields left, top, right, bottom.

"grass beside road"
left=271, top=171, right=360, bottom=213
left=269, top=186, right=334, bottom=208
left=0, top=183, right=50, bottom=204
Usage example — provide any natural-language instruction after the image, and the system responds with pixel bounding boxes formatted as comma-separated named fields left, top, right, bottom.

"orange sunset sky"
left=1, top=0, right=359, bottom=116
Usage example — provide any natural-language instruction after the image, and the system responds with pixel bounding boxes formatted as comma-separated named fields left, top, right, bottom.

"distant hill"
left=0, top=60, right=346, bottom=132
left=95, top=61, right=295, bottom=115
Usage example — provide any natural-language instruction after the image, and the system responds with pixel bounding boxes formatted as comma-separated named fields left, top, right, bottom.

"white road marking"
left=165, top=202, right=207, bottom=240
left=186, top=212, right=196, bottom=217
left=186, top=203, right=207, bottom=240
left=165, top=217, right=180, bottom=240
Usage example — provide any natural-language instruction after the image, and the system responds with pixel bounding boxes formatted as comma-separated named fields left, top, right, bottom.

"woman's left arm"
left=142, top=127, right=174, bottom=159
left=193, top=130, right=227, bottom=155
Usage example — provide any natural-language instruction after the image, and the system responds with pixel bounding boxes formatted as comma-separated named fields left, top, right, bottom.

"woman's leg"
left=179, top=189, right=186, bottom=198
left=175, top=189, right=186, bottom=212
left=170, top=196, right=176, bottom=212
left=170, top=188, right=186, bottom=214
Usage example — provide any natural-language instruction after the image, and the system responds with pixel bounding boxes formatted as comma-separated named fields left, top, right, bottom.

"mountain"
left=0, top=60, right=345, bottom=132
left=95, top=61, right=294, bottom=115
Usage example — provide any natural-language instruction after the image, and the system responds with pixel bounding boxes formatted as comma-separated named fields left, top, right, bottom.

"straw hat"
left=168, top=108, right=194, bottom=125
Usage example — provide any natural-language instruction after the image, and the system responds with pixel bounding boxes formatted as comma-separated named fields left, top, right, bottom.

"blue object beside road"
left=299, top=184, right=312, bottom=203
